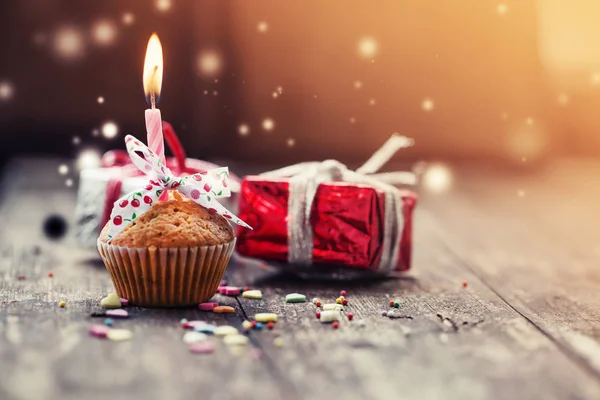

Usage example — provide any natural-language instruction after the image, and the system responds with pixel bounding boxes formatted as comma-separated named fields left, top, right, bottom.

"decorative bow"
left=106, top=135, right=251, bottom=242
left=260, top=133, right=416, bottom=270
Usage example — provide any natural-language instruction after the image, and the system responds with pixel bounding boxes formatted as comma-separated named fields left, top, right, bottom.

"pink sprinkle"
left=199, top=302, right=218, bottom=311
left=183, top=320, right=206, bottom=329
left=120, top=298, right=129, bottom=306
left=89, top=324, right=110, bottom=338
left=106, top=309, right=128, bottom=318
left=217, top=286, right=226, bottom=294
left=189, top=341, right=215, bottom=354
left=340, top=290, right=347, bottom=297
left=220, top=279, right=228, bottom=286
left=224, top=287, right=241, bottom=296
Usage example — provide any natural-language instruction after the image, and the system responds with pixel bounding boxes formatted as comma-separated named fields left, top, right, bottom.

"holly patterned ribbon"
left=106, top=135, right=251, bottom=242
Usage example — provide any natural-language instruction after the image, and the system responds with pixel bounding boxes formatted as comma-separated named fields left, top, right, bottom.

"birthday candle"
left=142, top=33, right=166, bottom=164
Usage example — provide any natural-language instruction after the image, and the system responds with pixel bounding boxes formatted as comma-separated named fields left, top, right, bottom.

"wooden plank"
left=236, top=209, right=600, bottom=400
left=424, top=161, right=600, bottom=381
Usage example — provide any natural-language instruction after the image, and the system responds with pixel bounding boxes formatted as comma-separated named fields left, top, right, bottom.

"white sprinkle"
left=183, top=331, right=208, bottom=344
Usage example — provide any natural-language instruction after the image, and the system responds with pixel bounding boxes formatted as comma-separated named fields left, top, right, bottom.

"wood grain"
left=1, top=158, right=600, bottom=400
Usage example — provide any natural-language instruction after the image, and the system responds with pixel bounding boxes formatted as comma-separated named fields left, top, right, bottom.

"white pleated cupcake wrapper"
left=97, top=239, right=235, bottom=307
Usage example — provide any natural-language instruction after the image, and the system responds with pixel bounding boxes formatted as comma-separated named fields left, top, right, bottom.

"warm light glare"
left=58, top=164, right=69, bottom=175
left=97, top=96, right=105, bottom=104
left=358, top=37, right=378, bottom=58
left=155, top=0, right=172, bottom=12
left=422, top=98, right=435, bottom=112
left=65, top=179, right=73, bottom=187
left=287, top=138, right=296, bottom=147
left=262, top=118, right=274, bottom=131
left=257, top=21, right=269, bottom=33
left=354, top=81, right=362, bottom=89
left=198, top=51, right=222, bottom=77
left=557, top=93, right=569, bottom=106
left=423, top=164, right=453, bottom=194
left=122, top=13, right=135, bottom=26
left=77, top=149, right=101, bottom=170
left=53, top=26, right=86, bottom=62
left=0, top=81, right=14, bottom=101
left=72, top=136, right=81, bottom=145
left=497, top=4, right=508, bottom=15
left=369, top=98, right=376, bottom=106
left=143, top=34, right=164, bottom=102
left=238, top=124, right=250, bottom=136
left=91, top=19, right=118, bottom=47
left=349, top=117, right=356, bottom=124
left=591, top=72, right=600, bottom=86
left=526, top=117, right=534, bottom=125
left=102, top=121, right=119, bottom=139
left=505, top=125, right=548, bottom=161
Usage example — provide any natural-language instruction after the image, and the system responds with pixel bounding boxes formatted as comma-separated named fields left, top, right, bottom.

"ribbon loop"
left=106, top=135, right=251, bottom=242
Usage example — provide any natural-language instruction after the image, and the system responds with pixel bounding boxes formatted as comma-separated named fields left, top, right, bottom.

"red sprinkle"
left=251, top=321, right=257, bottom=329
left=316, top=311, right=321, bottom=319
left=342, top=299, right=348, bottom=306
left=347, top=313, right=354, bottom=320
left=332, top=321, right=339, bottom=329
left=17, top=275, right=26, bottom=280
left=315, top=301, right=322, bottom=307
left=340, top=290, right=347, bottom=296
left=462, top=280, right=468, bottom=288
left=244, top=286, right=250, bottom=292
left=389, top=301, right=394, bottom=307
left=267, top=321, right=275, bottom=330
left=48, top=271, right=54, bottom=278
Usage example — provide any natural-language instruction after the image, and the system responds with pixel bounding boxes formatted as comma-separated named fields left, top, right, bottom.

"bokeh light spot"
left=422, top=98, right=434, bottom=112
left=238, top=124, right=250, bottom=136
left=197, top=51, right=222, bottom=77
left=0, top=81, right=15, bottom=102
left=257, top=21, right=268, bottom=33
left=52, top=26, right=86, bottom=62
left=497, top=4, right=508, bottom=15
left=358, top=37, right=378, bottom=58
left=77, top=149, right=101, bottom=170
left=422, top=163, right=453, bottom=194
left=262, top=118, right=274, bottom=131
left=156, top=0, right=172, bottom=12
left=122, top=13, right=135, bottom=26
left=91, top=19, right=118, bottom=47
left=58, top=164, right=69, bottom=175
left=102, top=121, right=119, bottom=139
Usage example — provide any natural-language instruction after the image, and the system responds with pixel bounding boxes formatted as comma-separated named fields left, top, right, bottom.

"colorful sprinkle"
left=242, top=290, right=263, bottom=299
left=194, top=324, right=217, bottom=334
left=347, top=313, right=354, bottom=321
left=323, top=304, right=343, bottom=311
left=219, top=279, right=228, bottom=286
left=267, top=321, right=275, bottom=330
left=224, top=334, right=250, bottom=346
left=462, top=280, right=468, bottom=288
left=100, top=293, right=122, bottom=309
left=285, top=293, right=307, bottom=303
left=381, top=310, right=388, bottom=316
left=183, top=331, right=208, bottom=344
left=336, top=298, right=342, bottom=304
left=320, top=310, right=342, bottom=323
left=104, top=318, right=114, bottom=326
left=255, top=313, right=278, bottom=322
left=393, top=302, right=399, bottom=308
left=242, top=320, right=253, bottom=330
left=255, top=322, right=264, bottom=330
left=189, top=341, right=215, bottom=354
left=224, top=287, right=241, bottom=296
left=214, top=325, right=239, bottom=336
left=340, top=290, right=347, bottom=296
left=106, top=309, right=128, bottom=318
left=183, top=320, right=207, bottom=329
left=120, top=298, right=129, bottom=306
left=332, top=321, right=340, bottom=329
left=251, top=321, right=257, bottom=329
left=273, top=337, right=284, bottom=347
left=244, top=286, right=250, bottom=292
left=342, top=299, right=348, bottom=306
left=199, top=302, right=218, bottom=311
left=316, top=311, right=321, bottom=319
left=180, top=318, right=188, bottom=325
left=315, top=301, right=322, bottom=307
left=213, top=306, right=236, bottom=313
left=89, top=324, right=110, bottom=338
left=312, top=298, right=320, bottom=304
left=106, top=329, right=132, bottom=341
left=59, top=301, right=66, bottom=308
left=48, top=271, right=54, bottom=278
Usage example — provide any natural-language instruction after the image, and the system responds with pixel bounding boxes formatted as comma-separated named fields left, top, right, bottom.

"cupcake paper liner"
left=97, top=239, right=236, bottom=307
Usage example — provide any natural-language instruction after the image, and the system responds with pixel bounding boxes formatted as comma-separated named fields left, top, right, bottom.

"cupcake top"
left=100, top=194, right=234, bottom=248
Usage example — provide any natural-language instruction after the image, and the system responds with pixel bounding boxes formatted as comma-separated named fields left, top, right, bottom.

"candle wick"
left=150, top=91, right=156, bottom=109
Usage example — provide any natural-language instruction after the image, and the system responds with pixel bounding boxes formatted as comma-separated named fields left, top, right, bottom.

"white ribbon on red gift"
left=260, top=133, right=416, bottom=271
left=106, top=135, right=251, bottom=242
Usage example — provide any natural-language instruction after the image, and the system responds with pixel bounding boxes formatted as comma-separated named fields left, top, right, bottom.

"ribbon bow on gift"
left=106, top=135, right=251, bottom=242
left=261, top=133, right=416, bottom=271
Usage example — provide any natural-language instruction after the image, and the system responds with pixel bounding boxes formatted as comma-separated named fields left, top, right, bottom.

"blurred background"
left=1, top=0, right=600, bottom=169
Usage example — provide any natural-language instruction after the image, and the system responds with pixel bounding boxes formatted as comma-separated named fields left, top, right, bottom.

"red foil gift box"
left=235, top=177, right=417, bottom=272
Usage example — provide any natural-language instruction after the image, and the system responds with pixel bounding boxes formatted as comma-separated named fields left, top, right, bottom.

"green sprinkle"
left=285, top=293, right=307, bottom=303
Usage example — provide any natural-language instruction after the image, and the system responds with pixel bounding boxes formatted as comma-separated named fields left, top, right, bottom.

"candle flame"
left=143, top=33, right=163, bottom=105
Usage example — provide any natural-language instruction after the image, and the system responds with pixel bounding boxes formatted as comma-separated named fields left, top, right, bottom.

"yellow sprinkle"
left=59, top=301, right=66, bottom=308
left=336, top=298, right=342, bottom=304
left=255, top=313, right=278, bottom=322
left=273, top=337, right=284, bottom=347
left=323, top=304, right=343, bottom=311
left=242, top=290, right=263, bottom=300
left=242, top=320, right=253, bottom=330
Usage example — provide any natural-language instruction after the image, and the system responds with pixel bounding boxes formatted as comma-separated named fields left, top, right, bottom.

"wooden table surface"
left=1, top=158, right=600, bottom=400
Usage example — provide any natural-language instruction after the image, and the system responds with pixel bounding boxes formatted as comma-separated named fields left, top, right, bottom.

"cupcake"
left=97, top=191, right=236, bottom=307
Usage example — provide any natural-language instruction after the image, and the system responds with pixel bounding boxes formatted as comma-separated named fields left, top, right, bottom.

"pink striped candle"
left=145, top=108, right=166, bottom=164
